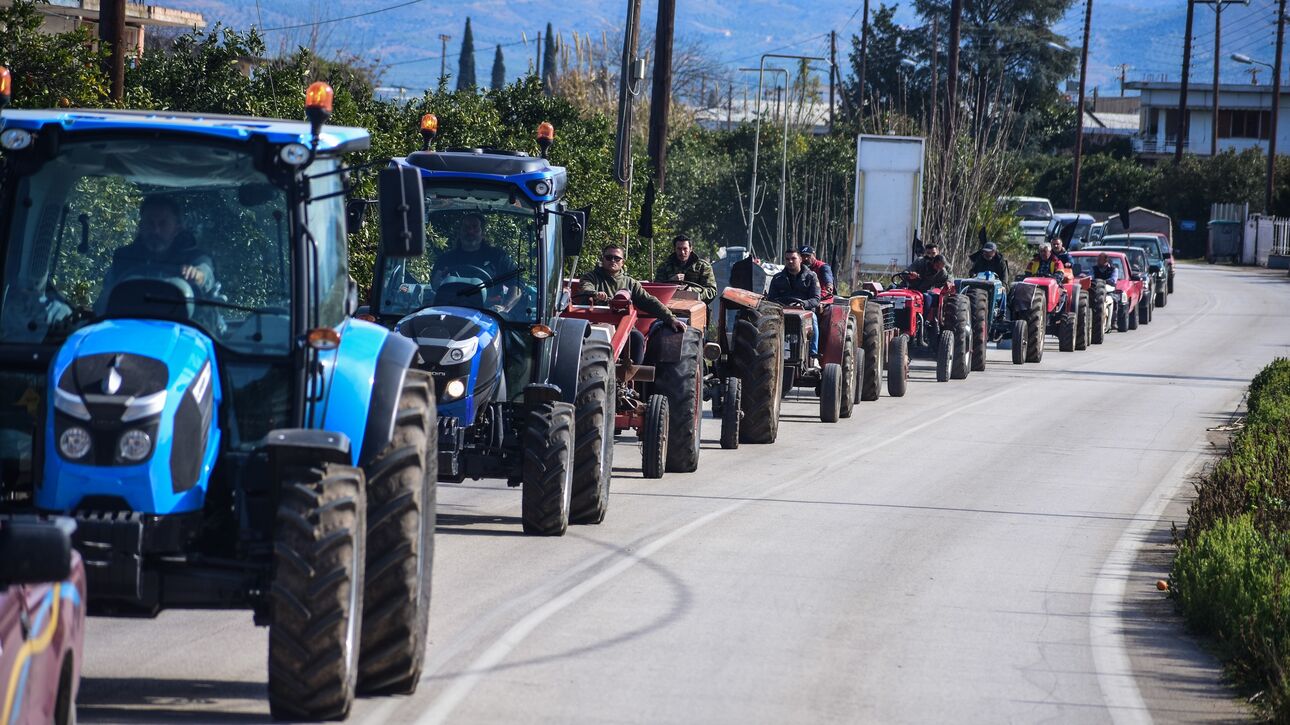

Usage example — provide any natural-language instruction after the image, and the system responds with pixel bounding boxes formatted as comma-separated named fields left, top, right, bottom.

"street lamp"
left=1231, top=52, right=1274, bottom=74
left=1231, top=52, right=1282, bottom=215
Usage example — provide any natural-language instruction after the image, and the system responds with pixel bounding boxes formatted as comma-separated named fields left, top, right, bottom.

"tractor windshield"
left=378, top=183, right=542, bottom=323
left=0, top=138, right=293, bottom=355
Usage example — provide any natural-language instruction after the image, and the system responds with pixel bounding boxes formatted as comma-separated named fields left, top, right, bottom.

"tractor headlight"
left=279, top=143, right=310, bottom=166
left=118, top=429, right=153, bottom=462
left=438, top=338, right=479, bottom=365
left=443, top=378, right=468, bottom=401
left=59, top=426, right=91, bottom=460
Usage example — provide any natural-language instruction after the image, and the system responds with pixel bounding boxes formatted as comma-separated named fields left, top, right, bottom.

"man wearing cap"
left=799, top=245, right=835, bottom=298
left=969, top=241, right=1010, bottom=281
left=653, top=234, right=717, bottom=303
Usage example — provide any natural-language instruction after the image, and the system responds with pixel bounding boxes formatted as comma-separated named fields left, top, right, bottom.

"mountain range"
left=159, top=1, right=1286, bottom=98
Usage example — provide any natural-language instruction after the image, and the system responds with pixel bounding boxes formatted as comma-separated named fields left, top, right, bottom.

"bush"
left=1173, top=358, right=1290, bottom=716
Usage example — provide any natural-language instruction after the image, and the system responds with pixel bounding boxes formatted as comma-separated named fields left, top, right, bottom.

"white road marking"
left=405, top=386, right=1024, bottom=725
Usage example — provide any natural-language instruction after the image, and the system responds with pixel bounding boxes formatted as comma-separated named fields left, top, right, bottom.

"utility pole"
left=930, top=17, right=939, bottom=128
left=438, top=34, right=451, bottom=86
left=1268, top=0, right=1286, bottom=215
left=1176, top=0, right=1196, bottom=163
left=727, top=82, right=733, bottom=131
left=1115, top=63, right=1130, bottom=95
left=1071, top=0, right=1094, bottom=211
left=98, top=0, right=126, bottom=101
left=1199, top=1, right=1252, bottom=156
left=536, top=31, right=543, bottom=78
left=946, top=0, right=963, bottom=137
left=858, top=0, right=870, bottom=120
left=647, top=0, right=676, bottom=192
left=829, top=30, right=837, bottom=133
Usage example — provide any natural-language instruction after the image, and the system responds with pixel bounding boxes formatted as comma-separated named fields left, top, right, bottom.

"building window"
left=1217, top=109, right=1271, bottom=140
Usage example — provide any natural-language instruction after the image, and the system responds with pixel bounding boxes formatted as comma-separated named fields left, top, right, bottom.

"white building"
left=0, top=0, right=207, bottom=55
left=1127, top=80, right=1287, bottom=157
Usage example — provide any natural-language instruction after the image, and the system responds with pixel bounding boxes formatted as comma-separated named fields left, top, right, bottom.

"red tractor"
left=1069, top=250, right=1146, bottom=340
left=563, top=284, right=707, bottom=479
left=853, top=287, right=908, bottom=398
left=707, top=287, right=785, bottom=446
left=778, top=294, right=864, bottom=423
left=868, top=274, right=972, bottom=387
left=1007, top=267, right=1089, bottom=364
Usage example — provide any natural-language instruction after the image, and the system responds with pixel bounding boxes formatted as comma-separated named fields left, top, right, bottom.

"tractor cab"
left=0, top=78, right=439, bottom=718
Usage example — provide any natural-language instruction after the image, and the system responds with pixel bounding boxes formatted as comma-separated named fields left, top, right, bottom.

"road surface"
left=79, top=265, right=1288, bottom=723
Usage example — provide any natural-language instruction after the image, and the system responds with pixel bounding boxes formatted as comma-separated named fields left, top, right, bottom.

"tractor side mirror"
left=0, top=519, right=73, bottom=586
left=562, top=207, right=589, bottom=258
left=346, top=199, right=369, bottom=235
left=378, top=166, right=425, bottom=258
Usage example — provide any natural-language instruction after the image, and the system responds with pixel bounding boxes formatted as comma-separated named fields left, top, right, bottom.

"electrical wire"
left=259, top=0, right=429, bottom=32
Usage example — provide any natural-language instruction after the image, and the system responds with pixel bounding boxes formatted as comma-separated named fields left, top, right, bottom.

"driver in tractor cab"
left=653, top=234, right=717, bottom=303
left=902, top=242, right=951, bottom=313
left=100, top=195, right=215, bottom=311
left=799, top=245, right=835, bottom=299
left=969, top=241, right=1010, bottom=281
left=768, top=249, right=822, bottom=359
left=432, top=213, right=521, bottom=310
left=1092, top=252, right=1120, bottom=285
left=576, top=242, right=686, bottom=366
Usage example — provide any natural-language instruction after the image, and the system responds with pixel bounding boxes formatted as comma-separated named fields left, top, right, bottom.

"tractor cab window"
left=378, top=183, right=541, bottom=323
left=0, top=139, right=293, bottom=355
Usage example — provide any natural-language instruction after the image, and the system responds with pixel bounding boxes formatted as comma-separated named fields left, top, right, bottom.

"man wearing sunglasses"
left=576, top=243, right=686, bottom=364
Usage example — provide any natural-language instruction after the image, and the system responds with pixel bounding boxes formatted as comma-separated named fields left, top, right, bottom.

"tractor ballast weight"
left=370, top=120, right=618, bottom=535
left=0, top=93, right=439, bottom=719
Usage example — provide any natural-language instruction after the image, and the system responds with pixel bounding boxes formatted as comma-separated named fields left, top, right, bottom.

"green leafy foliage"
left=0, top=0, right=108, bottom=108
left=1174, top=358, right=1290, bottom=717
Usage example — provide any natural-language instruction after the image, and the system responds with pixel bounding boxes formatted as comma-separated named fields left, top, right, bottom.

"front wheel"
left=935, top=329, right=954, bottom=382
left=887, top=334, right=909, bottom=397
left=571, top=337, right=615, bottom=525
left=967, top=288, right=989, bottom=372
left=655, top=327, right=703, bottom=473
left=521, top=402, right=575, bottom=535
left=641, top=394, right=669, bottom=479
left=820, top=362, right=842, bottom=423
left=720, top=377, right=741, bottom=450
left=839, top=323, right=858, bottom=419
left=268, top=464, right=366, bottom=721
left=1011, top=320, right=1027, bottom=365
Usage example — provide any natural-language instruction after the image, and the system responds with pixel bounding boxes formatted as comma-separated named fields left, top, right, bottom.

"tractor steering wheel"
left=437, top=264, right=493, bottom=285
left=891, top=271, right=910, bottom=288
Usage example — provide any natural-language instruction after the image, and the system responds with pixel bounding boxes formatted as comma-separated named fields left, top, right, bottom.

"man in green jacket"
left=653, top=234, right=717, bottom=303
left=577, top=243, right=686, bottom=364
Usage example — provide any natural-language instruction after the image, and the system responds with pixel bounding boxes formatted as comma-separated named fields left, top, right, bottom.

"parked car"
left=1099, top=233, right=1171, bottom=307
left=1069, top=250, right=1146, bottom=339
left=1049, top=213, right=1095, bottom=250
left=999, top=195, right=1054, bottom=246
left=0, top=517, right=84, bottom=725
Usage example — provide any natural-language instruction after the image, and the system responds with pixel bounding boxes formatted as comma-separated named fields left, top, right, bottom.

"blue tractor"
left=366, top=116, right=616, bottom=536
left=953, top=271, right=1008, bottom=372
left=0, top=79, right=438, bottom=719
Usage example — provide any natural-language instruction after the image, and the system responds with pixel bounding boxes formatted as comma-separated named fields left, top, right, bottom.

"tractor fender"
left=551, top=316, right=592, bottom=405
left=1009, top=282, right=1041, bottom=316
left=317, top=318, right=417, bottom=468
left=819, top=304, right=853, bottom=367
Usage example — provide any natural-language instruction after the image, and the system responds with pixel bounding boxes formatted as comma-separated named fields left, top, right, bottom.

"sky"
left=158, top=1, right=1287, bottom=97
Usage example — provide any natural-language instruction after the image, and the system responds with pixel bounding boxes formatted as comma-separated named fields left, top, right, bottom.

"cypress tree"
left=457, top=17, right=476, bottom=90
left=491, top=44, right=506, bottom=89
left=542, top=22, right=557, bottom=93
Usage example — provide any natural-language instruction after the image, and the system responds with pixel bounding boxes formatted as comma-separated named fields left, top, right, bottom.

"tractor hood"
left=39, top=319, right=222, bottom=515
left=396, top=306, right=503, bottom=425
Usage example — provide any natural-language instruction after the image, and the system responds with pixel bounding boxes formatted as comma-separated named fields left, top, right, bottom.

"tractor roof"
left=0, top=109, right=371, bottom=153
left=400, top=149, right=568, bottom=204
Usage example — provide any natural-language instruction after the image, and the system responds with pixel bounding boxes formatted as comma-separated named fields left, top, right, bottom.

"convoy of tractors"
left=0, top=80, right=1183, bottom=722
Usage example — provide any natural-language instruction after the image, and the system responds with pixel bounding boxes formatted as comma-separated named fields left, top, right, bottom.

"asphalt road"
left=79, top=264, right=1290, bottom=724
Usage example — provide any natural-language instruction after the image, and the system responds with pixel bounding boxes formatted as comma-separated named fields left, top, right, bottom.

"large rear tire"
left=947, top=294, right=971, bottom=379
left=719, top=377, right=741, bottom=450
left=641, top=394, right=668, bottom=479
left=359, top=370, right=436, bottom=695
left=1089, top=280, right=1107, bottom=345
left=967, top=288, right=989, bottom=372
left=733, top=303, right=783, bottom=444
left=1011, top=320, right=1027, bottom=365
left=1025, top=295, right=1044, bottom=363
left=655, top=326, right=703, bottom=473
left=1075, top=293, right=1090, bottom=350
left=860, top=301, right=885, bottom=401
left=571, top=336, right=615, bottom=525
left=887, top=334, right=909, bottom=397
left=1058, top=312, right=1076, bottom=352
left=820, top=362, right=842, bottom=423
left=521, top=402, right=575, bottom=536
left=268, top=464, right=366, bottom=721
left=935, top=329, right=954, bottom=382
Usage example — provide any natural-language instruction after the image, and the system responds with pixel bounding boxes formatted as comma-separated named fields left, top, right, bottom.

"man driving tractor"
left=1025, top=242, right=1068, bottom=280
left=903, top=242, right=951, bottom=312
left=577, top=242, right=686, bottom=365
left=768, top=248, right=822, bottom=358
left=969, top=241, right=1010, bottom=281
left=653, top=234, right=717, bottom=303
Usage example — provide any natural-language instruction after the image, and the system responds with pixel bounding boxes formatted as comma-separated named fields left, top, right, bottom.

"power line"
left=384, top=37, right=530, bottom=67
left=259, top=0, right=429, bottom=32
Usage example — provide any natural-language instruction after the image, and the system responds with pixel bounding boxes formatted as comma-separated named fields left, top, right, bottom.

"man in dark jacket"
left=969, top=241, right=1010, bottom=281
left=577, top=243, right=685, bottom=364
left=102, top=196, right=215, bottom=309
left=768, top=249, right=821, bottom=357
left=653, top=234, right=717, bottom=303
left=799, top=245, right=835, bottom=297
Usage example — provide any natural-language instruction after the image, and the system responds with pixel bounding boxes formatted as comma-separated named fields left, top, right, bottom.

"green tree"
left=457, top=18, right=476, bottom=91
left=542, top=24, right=558, bottom=95
left=844, top=4, right=911, bottom=115
left=491, top=44, right=506, bottom=90
left=0, top=0, right=108, bottom=108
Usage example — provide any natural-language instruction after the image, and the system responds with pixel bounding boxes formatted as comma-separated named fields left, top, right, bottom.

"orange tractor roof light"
left=536, top=122, right=554, bottom=158
left=304, top=81, right=334, bottom=141
left=420, top=113, right=438, bottom=150
left=0, top=67, right=11, bottom=109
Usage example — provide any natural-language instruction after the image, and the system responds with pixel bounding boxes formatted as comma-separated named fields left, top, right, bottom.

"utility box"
left=1207, top=220, right=1242, bottom=263
left=851, top=135, right=925, bottom=273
